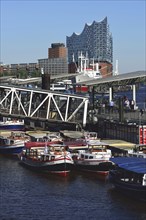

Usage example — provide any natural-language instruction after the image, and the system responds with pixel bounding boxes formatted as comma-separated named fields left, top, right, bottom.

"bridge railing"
left=0, top=85, right=89, bottom=127
left=88, top=104, right=146, bottom=125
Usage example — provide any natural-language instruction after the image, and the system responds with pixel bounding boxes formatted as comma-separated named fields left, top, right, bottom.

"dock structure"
left=86, top=70, right=146, bottom=111
left=102, top=139, right=136, bottom=155
left=84, top=70, right=146, bottom=145
left=0, top=70, right=146, bottom=143
left=0, top=85, right=88, bottom=128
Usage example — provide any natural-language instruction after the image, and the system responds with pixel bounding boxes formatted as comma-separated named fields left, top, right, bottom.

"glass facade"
left=66, top=17, right=113, bottom=64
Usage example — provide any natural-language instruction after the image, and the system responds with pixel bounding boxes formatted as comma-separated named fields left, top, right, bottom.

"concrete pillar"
left=42, top=74, right=50, bottom=90
left=109, top=87, right=113, bottom=102
left=41, top=73, right=50, bottom=109
left=92, top=86, right=95, bottom=110
left=83, top=99, right=88, bottom=127
left=132, top=84, right=136, bottom=108
left=119, top=97, right=124, bottom=122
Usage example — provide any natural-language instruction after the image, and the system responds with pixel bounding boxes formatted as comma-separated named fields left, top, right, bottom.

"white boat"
left=25, top=131, right=63, bottom=142
left=61, top=131, right=100, bottom=150
left=0, top=118, right=25, bottom=131
left=127, top=144, right=146, bottom=158
left=18, top=143, right=74, bottom=177
left=72, top=140, right=114, bottom=178
left=75, top=52, right=102, bottom=83
left=0, top=131, right=30, bottom=155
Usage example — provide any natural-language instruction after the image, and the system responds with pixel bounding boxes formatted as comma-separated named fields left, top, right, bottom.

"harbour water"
left=0, top=155, right=146, bottom=220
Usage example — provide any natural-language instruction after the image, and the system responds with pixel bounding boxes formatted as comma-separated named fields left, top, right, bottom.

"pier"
left=0, top=70, right=146, bottom=144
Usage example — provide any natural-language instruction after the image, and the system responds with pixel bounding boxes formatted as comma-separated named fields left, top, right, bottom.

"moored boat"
left=0, top=118, right=25, bottom=131
left=0, top=131, right=29, bottom=155
left=25, top=131, right=63, bottom=148
left=109, top=157, right=146, bottom=202
left=18, top=143, right=74, bottom=177
left=61, top=130, right=100, bottom=150
left=127, top=144, right=146, bottom=158
left=26, top=131, right=63, bottom=142
left=72, top=140, right=114, bottom=178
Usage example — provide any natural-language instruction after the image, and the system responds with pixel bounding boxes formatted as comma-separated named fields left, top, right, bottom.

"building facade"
left=48, top=43, right=67, bottom=59
left=10, top=63, right=38, bottom=73
left=38, top=58, right=68, bottom=76
left=1, top=43, right=68, bottom=77
left=0, top=63, right=38, bottom=75
left=66, top=17, right=113, bottom=67
left=38, top=43, right=68, bottom=76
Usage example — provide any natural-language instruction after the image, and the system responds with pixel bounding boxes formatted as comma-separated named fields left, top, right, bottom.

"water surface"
left=0, top=156, right=146, bottom=220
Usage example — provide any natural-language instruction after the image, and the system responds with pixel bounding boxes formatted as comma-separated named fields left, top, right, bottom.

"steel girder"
left=0, top=85, right=89, bottom=127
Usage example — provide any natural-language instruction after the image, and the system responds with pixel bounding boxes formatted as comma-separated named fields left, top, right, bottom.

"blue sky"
left=1, top=0, right=146, bottom=73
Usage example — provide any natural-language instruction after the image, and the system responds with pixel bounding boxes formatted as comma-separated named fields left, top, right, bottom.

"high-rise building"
left=38, top=43, right=68, bottom=76
left=66, top=17, right=113, bottom=65
left=48, top=43, right=67, bottom=59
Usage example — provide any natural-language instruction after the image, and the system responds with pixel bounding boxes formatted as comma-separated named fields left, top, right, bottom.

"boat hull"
left=19, top=156, right=74, bottom=177
left=76, top=74, right=101, bottom=84
left=0, top=146, right=24, bottom=155
left=0, top=124, right=24, bottom=131
left=74, top=161, right=114, bottom=177
left=109, top=170, right=146, bottom=202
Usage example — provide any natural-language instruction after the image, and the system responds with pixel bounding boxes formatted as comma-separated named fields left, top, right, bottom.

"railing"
left=88, top=103, right=146, bottom=125
left=136, top=102, right=146, bottom=111
left=0, top=85, right=89, bottom=127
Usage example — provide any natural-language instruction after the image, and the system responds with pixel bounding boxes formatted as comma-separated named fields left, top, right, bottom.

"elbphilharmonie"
left=66, top=17, right=113, bottom=65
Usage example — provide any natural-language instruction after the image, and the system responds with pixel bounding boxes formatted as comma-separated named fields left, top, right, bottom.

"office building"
left=38, top=43, right=68, bottom=76
left=48, top=43, right=67, bottom=59
left=38, top=57, right=68, bottom=76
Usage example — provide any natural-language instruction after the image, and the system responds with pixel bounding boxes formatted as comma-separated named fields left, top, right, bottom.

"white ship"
left=75, top=52, right=102, bottom=84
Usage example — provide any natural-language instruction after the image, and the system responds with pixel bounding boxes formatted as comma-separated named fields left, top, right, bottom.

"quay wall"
left=86, top=119, right=146, bottom=145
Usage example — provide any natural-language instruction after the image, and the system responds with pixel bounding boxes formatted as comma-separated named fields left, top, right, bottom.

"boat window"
left=0, top=138, right=4, bottom=145
left=39, top=138, right=44, bottom=142
left=30, top=149, right=34, bottom=156
left=81, top=154, right=84, bottom=159
left=89, top=156, right=93, bottom=159
left=85, top=155, right=88, bottom=159
left=34, top=150, right=37, bottom=155
left=46, top=156, right=49, bottom=161
left=10, top=140, right=14, bottom=145
left=26, top=149, right=30, bottom=155
left=4, top=139, right=9, bottom=145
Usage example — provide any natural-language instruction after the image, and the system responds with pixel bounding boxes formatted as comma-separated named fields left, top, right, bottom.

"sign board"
left=139, top=125, right=146, bottom=144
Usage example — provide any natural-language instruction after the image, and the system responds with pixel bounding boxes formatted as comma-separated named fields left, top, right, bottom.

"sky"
left=0, top=0, right=146, bottom=74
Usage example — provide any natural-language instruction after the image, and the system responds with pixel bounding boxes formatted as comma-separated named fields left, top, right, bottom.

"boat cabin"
left=0, top=137, right=14, bottom=146
left=128, top=144, right=146, bottom=158
left=110, top=157, right=146, bottom=185
left=28, top=132, right=62, bottom=142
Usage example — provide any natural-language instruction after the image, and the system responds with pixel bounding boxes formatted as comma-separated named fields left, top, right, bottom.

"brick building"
left=48, top=43, right=67, bottom=59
